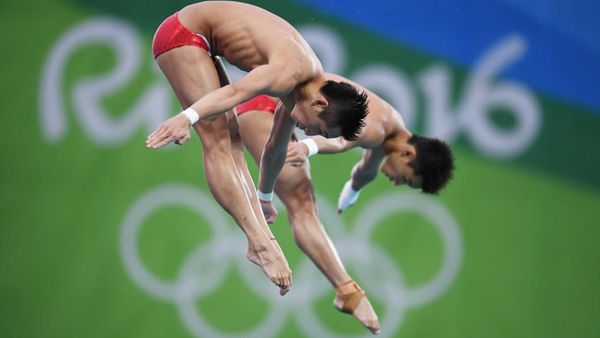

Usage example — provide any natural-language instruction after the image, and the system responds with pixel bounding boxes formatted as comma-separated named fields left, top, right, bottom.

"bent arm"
left=258, top=100, right=297, bottom=195
left=351, top=147, right=386, bottom=190
left=308, top=136, right=357, bottom=154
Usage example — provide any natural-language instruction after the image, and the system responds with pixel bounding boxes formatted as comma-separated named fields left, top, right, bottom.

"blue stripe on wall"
left=293, top=0, right=600, bottom=113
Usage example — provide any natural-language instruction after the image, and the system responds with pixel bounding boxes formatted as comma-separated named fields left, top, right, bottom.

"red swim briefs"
left=152, top=12, right=211, bottom=59
left=235, top=95, right=278, bottom=116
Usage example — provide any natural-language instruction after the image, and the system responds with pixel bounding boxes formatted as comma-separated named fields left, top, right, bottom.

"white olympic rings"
left=120, top=184, right=462, bottom=338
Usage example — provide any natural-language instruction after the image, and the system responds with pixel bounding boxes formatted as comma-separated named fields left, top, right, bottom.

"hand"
left=285, top=142, right=309, bottom=167
left=146, top=114, right=192, bottom=149
left=337, top=180, right=361, bottom=214
left=260, top=199, right=278, bottom=224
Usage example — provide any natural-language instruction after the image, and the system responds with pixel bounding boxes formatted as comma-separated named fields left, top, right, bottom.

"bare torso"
left=180, top=1, right=322, bottom=77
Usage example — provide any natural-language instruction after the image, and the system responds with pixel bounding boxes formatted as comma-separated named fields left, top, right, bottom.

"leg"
left=213, top=56, right=289, bottom=271
left=238, top=110, right=380, bottom=334
left=226, top=110, right=288, bottom=263
left=155, top=47, right=291, bottom=292
left=277, top=164, right=380, bottom=335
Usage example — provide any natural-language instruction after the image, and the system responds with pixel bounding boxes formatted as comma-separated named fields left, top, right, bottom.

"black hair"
left=318, top=81, right=369, bottom=141
left=407, top=134, right=455, bottom=195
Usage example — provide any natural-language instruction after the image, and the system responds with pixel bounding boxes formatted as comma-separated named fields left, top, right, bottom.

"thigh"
left=227, top=110, right=244, bottom=152
left=156, top=46, right=230, bottom=145
left=238, top=111, right=315, bottom=203
left=238, top=110, right=278, bottom=164
left=156, top=46, right=220, bottom=108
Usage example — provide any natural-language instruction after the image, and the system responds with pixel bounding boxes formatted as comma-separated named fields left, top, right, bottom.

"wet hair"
left=318, top=81, right=369, bottom=141
left=407, top=134, right=455, bottom=195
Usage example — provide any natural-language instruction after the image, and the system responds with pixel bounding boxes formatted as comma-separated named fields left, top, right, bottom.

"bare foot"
left=334, top=282, right=380, bottom=335
left=269, top=238, right=289, bottom=265
left=246, top=242, right=292, bottom=295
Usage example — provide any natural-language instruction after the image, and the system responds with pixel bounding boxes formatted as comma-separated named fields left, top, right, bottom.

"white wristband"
left=300, top=138, right=319, bottom=157
left=257, top=190, right=273, bottom=201
left=181, top=107, right=200, bottom=125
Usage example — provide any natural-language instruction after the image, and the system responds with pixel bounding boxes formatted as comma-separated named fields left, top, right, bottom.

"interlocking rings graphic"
left=120, top=184, right=462, bottom=338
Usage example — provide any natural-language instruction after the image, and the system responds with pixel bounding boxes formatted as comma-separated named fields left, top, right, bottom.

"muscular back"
left=182, top=1, right=321, bottom=75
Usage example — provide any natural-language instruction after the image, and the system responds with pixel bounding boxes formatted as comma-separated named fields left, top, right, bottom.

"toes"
left=279, top=272, right=292, bottom=296
left=367, top=319, right=380, bottom=335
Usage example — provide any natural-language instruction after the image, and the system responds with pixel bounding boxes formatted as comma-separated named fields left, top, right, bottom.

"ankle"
left=336, top=280, right=361, bottom=296
left=249, top=241, right=269, bottom=253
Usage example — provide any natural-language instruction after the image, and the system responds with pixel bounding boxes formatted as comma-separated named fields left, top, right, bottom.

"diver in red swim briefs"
left=145, top=2, right=368, bottom=302
left=236, top=95, right=380, bottom=334
left=234, top=72, right=454, bottom=333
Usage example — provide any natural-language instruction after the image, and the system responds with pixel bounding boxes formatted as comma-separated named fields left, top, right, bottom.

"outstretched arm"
left=256, top=99, right=297, bottom=222
left=146, top=63, right=297, bottom=149
left=258, top=99, right=297, bottom=194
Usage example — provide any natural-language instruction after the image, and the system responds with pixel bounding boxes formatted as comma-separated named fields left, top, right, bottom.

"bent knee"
left=277, top=178, right=315, bottom=208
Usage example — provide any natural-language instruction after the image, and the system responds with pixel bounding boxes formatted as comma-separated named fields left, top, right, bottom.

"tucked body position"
left=146, top=2, right=368, bottom=297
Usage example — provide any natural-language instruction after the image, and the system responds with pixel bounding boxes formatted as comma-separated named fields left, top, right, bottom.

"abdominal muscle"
left=181, top=1, right=315, bottom=72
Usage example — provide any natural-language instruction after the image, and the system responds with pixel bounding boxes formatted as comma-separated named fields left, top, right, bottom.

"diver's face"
left=381, top=151, right=422, bottom=189
left=291, top=100, right=341, bottom=138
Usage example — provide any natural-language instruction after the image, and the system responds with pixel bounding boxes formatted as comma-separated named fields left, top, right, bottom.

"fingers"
left=147, top=125, right=164, bottom=141
left=146, top=126, right=171, bottom=148
left=146, top=130, right=190, bottom=149
left=146, top=115, right=191, bottom=149
left=176, top=133, right=191, bottom=145
left=285, top=148, right=306, bottom=165
left=148, top=133, right=174, bottom=149
left=146, top=127, right=163, bottom=146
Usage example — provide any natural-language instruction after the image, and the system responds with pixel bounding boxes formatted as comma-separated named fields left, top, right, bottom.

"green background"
left=1, top=0, right=598, bottom=337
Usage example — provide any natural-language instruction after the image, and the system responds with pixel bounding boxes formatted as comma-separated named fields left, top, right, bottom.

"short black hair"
left=318, top=81, right=368, bottom=141
left=407, top=134, right=455, bottom=195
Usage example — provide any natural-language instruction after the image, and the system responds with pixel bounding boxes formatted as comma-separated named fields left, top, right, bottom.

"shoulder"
left=353, top=122, right=385, bottom=149
left=266, top=60, right=306, bottom=95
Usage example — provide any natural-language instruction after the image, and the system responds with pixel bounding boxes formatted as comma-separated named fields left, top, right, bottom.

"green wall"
left=1, top=0, right=598, bottom=337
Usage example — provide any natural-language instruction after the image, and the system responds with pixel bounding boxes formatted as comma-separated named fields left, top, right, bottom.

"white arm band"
left=180, top=107, right=200, bottom=125
left=257, top=190, right=273, bottom=201
left=300, top=138, right=319, bottom=157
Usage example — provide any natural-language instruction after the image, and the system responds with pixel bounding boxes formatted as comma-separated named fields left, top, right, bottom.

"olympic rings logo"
left=120, top=184, right=462, bottom=338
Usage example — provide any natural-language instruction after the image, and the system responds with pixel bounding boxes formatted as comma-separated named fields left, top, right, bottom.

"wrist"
left=180, top=107, right=199, bottom=126
left=257, top=190, right=273, bottom=201
left=300, top=138, right=319, bottom=157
